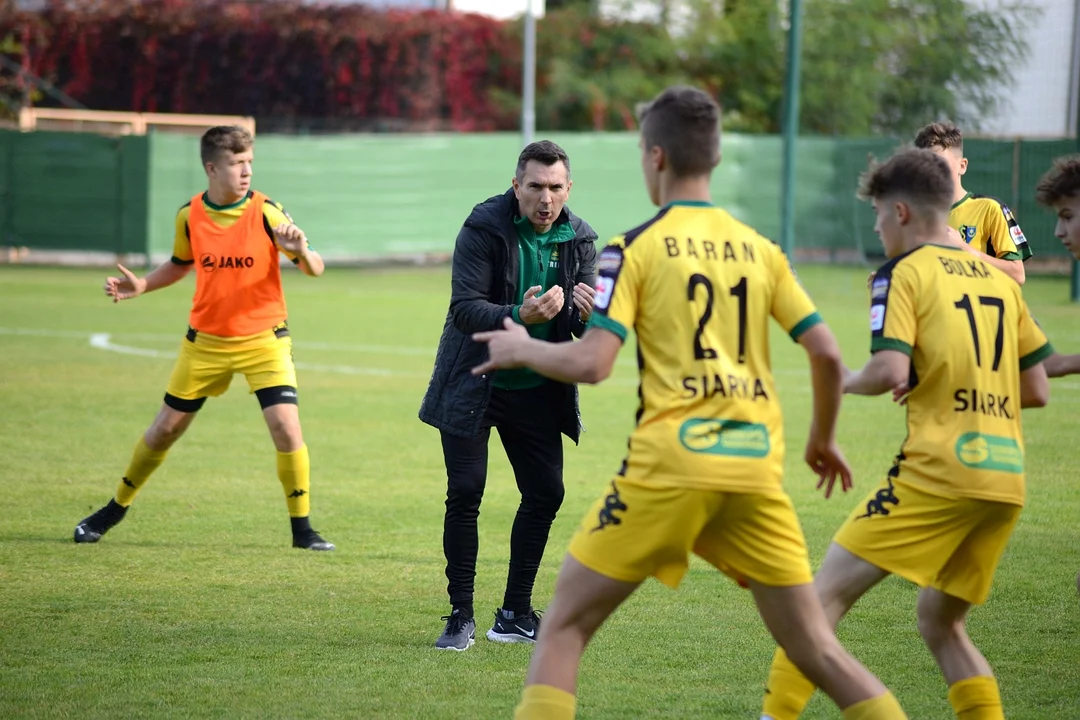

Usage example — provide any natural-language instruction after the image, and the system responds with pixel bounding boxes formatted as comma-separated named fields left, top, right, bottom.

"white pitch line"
left=10, top=327, right=1080, bottom=391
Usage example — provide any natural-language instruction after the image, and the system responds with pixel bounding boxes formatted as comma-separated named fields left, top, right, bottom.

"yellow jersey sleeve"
left=588, top=237, right=643, bottom=342
left=983, top=203, right=1018, bottom=260
left=869, top=261, right=917, bottom=355
left=171, top=204, right=194, bottom=265
left=263, top=199, right=303, bottom=263
left=1016, top=296, right=1054, bottom=370
left=767, top=242, right=822, bottom=340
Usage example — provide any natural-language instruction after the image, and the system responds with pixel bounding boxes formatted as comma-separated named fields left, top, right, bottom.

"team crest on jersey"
left=959, top=225, right=977, bottom=243
left=549, top=247, right=560, bottom=269
left=871, top=277, right=889, bottom=300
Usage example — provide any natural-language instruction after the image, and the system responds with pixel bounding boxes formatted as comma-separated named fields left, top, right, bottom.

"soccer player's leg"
left=917, top=500, right=1020, bottom=720
left=760, top=544, right=889, bottom=720
left=241, top=331, right=332, bottom=551
left=515, top=477, right=718, bottom=719
left=74, top=332, right=225, bottom=543
left=692, top=491, right=905, bottom=719
left=514, top=555, right=639, bottom=720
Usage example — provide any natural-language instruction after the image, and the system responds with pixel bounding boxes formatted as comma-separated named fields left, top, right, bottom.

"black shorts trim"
left=164, top=393, right=206, bottom=413
left=273, top=323, right=290, bottom=339
left=256, top=385, right=298, bottom=409
left=186, top=327, right=198, bottom=343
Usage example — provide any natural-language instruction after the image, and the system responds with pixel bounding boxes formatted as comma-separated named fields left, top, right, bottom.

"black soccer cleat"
left=435, top=608, right=476, bottom=651
left=292, top=529, right=335, bottom=551
left=73, top=500, right=128, bottom=544
left=486, top=607, right=541, bottom=644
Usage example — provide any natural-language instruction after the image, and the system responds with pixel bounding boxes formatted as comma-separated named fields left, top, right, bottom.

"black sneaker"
left=486, top=607, right=541, bottom=644
left=73, top=500, right=127, bottom=544
left=292, top=529, right=335, bottom=551
left=435, top=608, right=475, bottom=651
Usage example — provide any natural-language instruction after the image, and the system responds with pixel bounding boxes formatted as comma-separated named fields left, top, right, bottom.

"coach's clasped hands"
left=519, top=285, right=563, bottom=324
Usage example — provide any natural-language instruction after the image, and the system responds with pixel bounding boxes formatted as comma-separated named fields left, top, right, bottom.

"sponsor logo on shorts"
left=678, top=418, right=770, bottom=458
left=955, top=432, right=1023, bottom=473
left=591, top=481, right=628, bottom=533
left=856, top=476, right=900, bottom=519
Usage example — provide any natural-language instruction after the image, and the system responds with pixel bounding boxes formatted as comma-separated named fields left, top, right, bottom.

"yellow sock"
left=277, top=445, right=311, bottom=517
left=514, top=684, right=576, bottom=720
left=842, top=692, right=907, bottom=720
left=114, top=437, right=169, bottom=507
left=948, top=676, right=1003, bottom=720
left=762, top=648, right=816, bottom=720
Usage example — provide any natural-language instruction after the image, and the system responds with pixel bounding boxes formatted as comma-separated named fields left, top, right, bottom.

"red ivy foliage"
left=1, top=0, right=522, bottom=130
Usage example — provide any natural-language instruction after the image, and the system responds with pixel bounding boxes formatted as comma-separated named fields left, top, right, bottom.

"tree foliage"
left=0, top=0, right=1039, bottom=135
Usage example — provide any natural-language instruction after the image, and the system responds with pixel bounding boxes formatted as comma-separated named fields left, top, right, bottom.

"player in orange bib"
left=73, top=126, right=334, bottom=551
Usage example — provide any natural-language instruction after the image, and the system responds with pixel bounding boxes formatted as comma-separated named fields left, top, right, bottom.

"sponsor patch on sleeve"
left=594, top=275, right=614, bottom=310
left=871, top=277, right=890, bottom=300
left=597, top=247, right=623, bottom=274
left=870, top=304, right=885, bottom=331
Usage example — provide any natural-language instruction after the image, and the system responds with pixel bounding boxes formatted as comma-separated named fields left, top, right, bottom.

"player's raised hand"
left=805, top=439, right=853, bottom=499
left=104, top=264, right=146, bottom=303
left=572, top=282, right=596, bottom=322
left=519, top=285, right=565, bottom=324
left=471, top=317, right=531, bottom=375
left=273, top=223, right=308, bottom=254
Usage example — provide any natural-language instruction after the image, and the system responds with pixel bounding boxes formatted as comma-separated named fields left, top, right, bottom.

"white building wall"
left=969, top=0, right=1077, bottom=137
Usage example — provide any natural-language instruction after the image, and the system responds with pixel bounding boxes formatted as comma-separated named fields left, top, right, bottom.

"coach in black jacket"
left=420, top=141, right=598, bottom=651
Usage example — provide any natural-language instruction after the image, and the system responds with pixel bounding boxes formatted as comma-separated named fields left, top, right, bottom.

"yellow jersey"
left=170, top=191, right=305, bottom=266
left=869, top=244, right=1052, bottom=505
left=950, top=193, right=1032, bottom=262
left=588, top=201, right=822, bottom=493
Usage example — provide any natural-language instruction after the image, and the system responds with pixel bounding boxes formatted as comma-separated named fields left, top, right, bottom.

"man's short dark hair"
left=857, top=147, right=954, bottom=213
left=1035, top=155, right=1080, bottom=207
left=914, top=121, right=963, bottom=154
left=201, top=126, right=254, bottom=166
left=515, top=140, right=570, bottom=180
left=637, top=86, right=720, bottom=177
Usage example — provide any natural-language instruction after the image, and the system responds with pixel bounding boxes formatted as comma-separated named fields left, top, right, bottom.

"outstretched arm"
left=471, top=319, right=621, bottom=385
left=104, top=261, right=190, bottom=302
left=843, top=349, right=910, bottom=397
left=1043, top=352, right=1080, bottom=378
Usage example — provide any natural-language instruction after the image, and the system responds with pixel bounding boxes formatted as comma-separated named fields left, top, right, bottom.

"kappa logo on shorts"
left=856, top=477, right=900, bottom=519
left=591, top=481, right=628, bottom=532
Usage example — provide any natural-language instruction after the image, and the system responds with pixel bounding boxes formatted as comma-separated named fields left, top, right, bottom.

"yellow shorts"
left=834, top=476, right=1021, bottom=605
left=165, top=325, right=297, bottom=404
left=568, top=477, right=813, bottom=590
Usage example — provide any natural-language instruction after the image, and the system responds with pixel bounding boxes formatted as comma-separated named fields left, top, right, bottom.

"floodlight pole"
left=522, top=0, right=537, bottom=147
left=779, top=0, right=804, bottom=258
